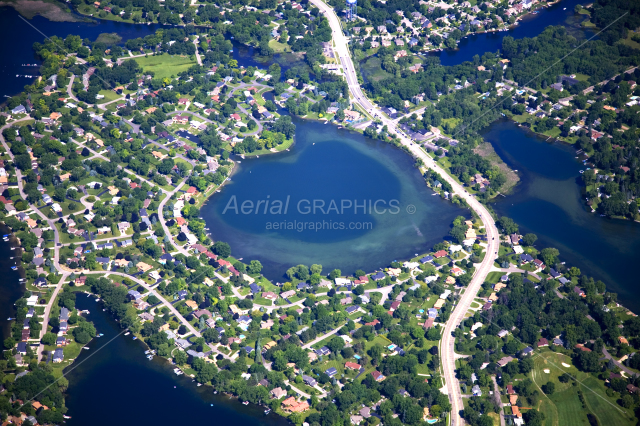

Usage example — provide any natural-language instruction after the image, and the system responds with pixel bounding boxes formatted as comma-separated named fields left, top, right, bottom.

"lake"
left=201, top=119, right=463, bottom=280
left=64, top=296, right=290, bottom=426
left=485, top=120, right=640, bottom=312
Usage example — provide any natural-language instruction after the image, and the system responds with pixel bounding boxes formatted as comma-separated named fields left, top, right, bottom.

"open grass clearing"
left=134, top=53, right=197, bottom=80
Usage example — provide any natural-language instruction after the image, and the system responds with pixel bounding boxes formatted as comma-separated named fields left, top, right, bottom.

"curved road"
left=308, top=1, right=500, bottom=423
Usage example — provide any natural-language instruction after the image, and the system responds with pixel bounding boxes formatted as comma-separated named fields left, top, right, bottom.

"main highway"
left=308, top=1, right=501, bottom=423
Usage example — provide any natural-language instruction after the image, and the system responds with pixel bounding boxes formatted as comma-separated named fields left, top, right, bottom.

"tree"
left=41, top=332, right=57, bottom=346
left=574, top=350, right=600, bottom=372
left=542, top=381, right=555, bottom=394
left=523, top=410, right=545, bottom=426
left=540, top=248, right=560, bottom=266
left=522, top=233, right=537, bottom=246
left=213, top=241, right=231, bottom=258
left=497, top=217, right=518, bottom=235
left=248, top=260, right=262, bottom=274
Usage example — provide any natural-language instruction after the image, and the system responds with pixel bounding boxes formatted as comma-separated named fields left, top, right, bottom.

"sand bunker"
left=544, top=369, right=550, bottom=373
left=562, top=363, right=570, bottom=368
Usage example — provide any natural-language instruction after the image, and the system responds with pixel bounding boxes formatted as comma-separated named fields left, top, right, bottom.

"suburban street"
left=308, top=1, right=500, bottom=423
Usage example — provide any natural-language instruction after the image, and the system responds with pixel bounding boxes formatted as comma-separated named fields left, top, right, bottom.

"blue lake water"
left=202, top=119, right=463, bottom=280
left=485, top=120, right=640, bottom=312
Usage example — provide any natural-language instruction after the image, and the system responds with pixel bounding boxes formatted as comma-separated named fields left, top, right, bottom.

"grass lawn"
left=253, top=297, right=273, bottom=306
left=364, top=335, right=392, bottom=351
left=268, top=39, right=291, bottom=53
left=485, top=271, right=504, bottom=284
left=96, top=90, right=123, bottom=104
left=134, top=53, right=197, bottom=80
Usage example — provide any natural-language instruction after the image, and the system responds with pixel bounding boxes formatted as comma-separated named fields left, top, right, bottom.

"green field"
left=134, top=54, right=197, bottom=80
left=530, top=352, right=635, bottom=426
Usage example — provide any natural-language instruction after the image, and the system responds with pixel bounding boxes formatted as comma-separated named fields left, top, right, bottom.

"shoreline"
left=499, top=116, right=638, bottom=222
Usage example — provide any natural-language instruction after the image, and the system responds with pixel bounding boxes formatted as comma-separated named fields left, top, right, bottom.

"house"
left=346, top=306, right=360, bottom=315
left=282, top=397, right=310, bottom=413
left=420, top=255, right=434, bottom=264
left=53, top=348, right=64, bottom=363
left=451, top=267, right=465, bottom=277
left=315, top=346, right=331, bottom=356
left=271, top=387, right=287, bottom=399
left=537, top=338, right=549, bottom=348
left=262, top=292, right=278, bottom=301
left=302, top=375, right=317, bottom=386
left=345, top=361, right=360, bottom=370
left=433, top=250, right=447, bottom=258
left=127, top=290, right=142, bottom=301
left=521, top=346, right=534, bottom=356
left=11, top=105, right=26, bottom=115
left=371, top=371, right=385, bottom=382
left=532, top=259, right=545, bottom=271
left=325, top=367, right=338, bottom=377
left=574, top=286, right=585, bottom=297
left=519, top=254, right=534, bottom=264
left=472, top=384, right=482, bottom=396
left=497, top=356, right=514, bottom=367
left=280, top=290, right=296, bottom=299
left=619, top=336, right=629, bottom=345
left=371, top=272, right=386, bottom=281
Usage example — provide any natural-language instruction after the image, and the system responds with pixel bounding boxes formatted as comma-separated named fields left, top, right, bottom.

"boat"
left=11, top=266, right=17, bottom=271
left=264, top=409, right=271, bottom=415
left=18, top=279, right=24, bottom=282
left=10, top=247, right=14, bottom=250
left=6, top=317, right=13, bottom=320
left=83, top=347, right=90, bottom=350
left=197, top=383, right=202, bottom=386
left=124, top=332, right=130, bottom=336
left=95, top=298, right=100, bottom=302
left=243, top=401, right=249, bottom=405
left=132, top=336, right=137, bottom=340
left=63, top=415, right=72, bottom=419
left=147, top=355, right=153, bottom=360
